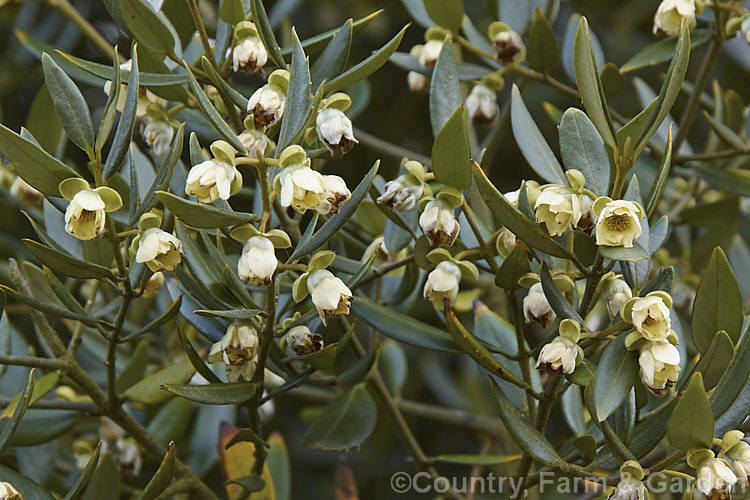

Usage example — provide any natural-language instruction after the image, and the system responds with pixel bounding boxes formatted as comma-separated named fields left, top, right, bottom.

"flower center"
left=79, top=209, right=96, bottom=222
left=605, top=214, right=631, bottom=231
left=643, top=315, right=657, bottom=326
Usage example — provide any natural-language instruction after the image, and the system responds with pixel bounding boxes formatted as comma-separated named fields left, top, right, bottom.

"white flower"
left=277, top=165, right=328, bottom=213
left=576, top=193, right=597, bottom=233
left=363, top=236, right=389, bottom=266
left=727, top=441, right=750, bottom=490
left=638, top=341, right=680, bottom=394
left=534, top=185, right=583, bottom=237
left=238, top=236, right=277, bottom=286
left=377, top=175, right=422, bottom=211
left=0, top=481, right=21, bottom=499
left=604, top=277, right=632, bottom=319
left=407, top=71, right=429, bottom=92
left=696, top=458, right=737, bottom=500
left=247, top=83, right=286, bottom=129
left=316, top=108, right=358, bottom=155
left=653, top=0, right=696, bottom=36
left=504, top=189, right=520, bottom=206
left=208, top=322, right=259, bottom=382
left=493, top=30, right=523, bottom=64
left=287, top=325, right=323, bottom=355
left=419, top=199, right=460, bottom=246
left=607, top=478, right=646, bottom=500
left=101, top=438, right=142, bottom=477
left=423, top=261, right=462, bottom=309
left=630, top=294, right=672, bottom=341
left=135, top=228, right=182, bottom=273
left=10, top=175, right=43, bottom=207
left=419, top=40, right=443, bottom=68
left=142, top=271, right=164, bottom=298
left=140, top=117, right=174, bottom=156
left=595, top=199, right=643, bottom=248
left=64, top=190, right=107, bottom=240
left=185, top=158, right=242, bottom=203
left=232, top=36, right=268, bottom=73
left=307, top=269, right=353, bottom=324
left=537, top=336, right=578, bottom=374
left=237, top=129, right=269, bottom=158
left=317, top=175, right=351, bottom=214
left=523, top=282, right=556, bottom=328
left=465, top=84, right=499, bottom=125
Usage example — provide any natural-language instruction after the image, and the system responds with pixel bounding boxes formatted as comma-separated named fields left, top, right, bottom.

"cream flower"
left=377, top=175, right=423, bottom=211
left=10, top=175, right=43, bottom=207
left=316, top=108, right=358, bottom=155
left=185, top=158, right=242, bottom=203
left=237, top=129, right=269, bottom=158
left=603, top=277, right=632, bottom=319
left=278, top=165, right=328, bottom=213
left=523, top=282, right=556, bottom=327
left=630, top=295, right=672, bottom=341
left=653, top=0, right=696, bottom=36
left=287, top=325, right=323, bottom=356
left=638, top=341, right=680, bottom=394
left=493, top=30, right=523, bottom=64
left=238, top=236, right=277, bottom=286
left=247, top=83, right=286, bottom=129
left=419, top=39, right=443, bottom=67
left=534, top=185, right=583, bottom=237
left=140, top=117, right=174, bottom=156
left=465, top=84, right=499, bottom=125
left=142, top=271, right=165, bottom=298
left=100, top=437, right=142, bottom=477
left=0, top=481, right=20, bottom=500
left=307, top=269, right=353, bottom=324
left=726, top=440, right=750, bottom=490
left=419, top=199, right=460, bottom=246
left=233, top=36, right=268, bottom=73
left=208, top=322, right=259, bottom=382
left=536, top=336, right=578, bottom=374
left=135, top=228, right=182, bottom=272
left=407, top=71, right=429, bottom=92
left=317, top=175, right=351, bottom=214
left=696, top=458, right=737, bottom=500
left=595, top=199, right=643, bottom=248
left=64, top=190, right=107, bottom=240
left=423, top=261, right=462, bottom=309
left=607, top=478, right=646, bottom=500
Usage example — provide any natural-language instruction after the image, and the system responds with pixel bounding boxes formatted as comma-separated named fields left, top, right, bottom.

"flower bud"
left=10, top=175, right=43, bottom=207
left=523, top=282, right=556, bottom=327
left=135, top=228, right=182, bottom=272
left=536, top=335, right=579, bottom=374
left=465, top=84, right=499, bottom=125
left=419, top=39, right=443, bottom=68
left=534, top=185, right=583, bottom=237
left=576, top=194, right=597, bottom=233
left=247, top=83, right=287, bottom=129
left=407, top=71, right=429, bottom=92
left=493, top=30, right=523, bottom=64
left=208, top=322, right=259, bottom=382
left=238, top=236, right=277, bottom=286
left=307, top=269, right=353, bottom=324
left=419, top=199, right=460, bottom=246
left=317, top=175, right=351, bottom=214
left=363, top=236, right=389, bottom=266
left=140, top=116, right=174, bottom=156
left=65, top=190, right=107, bottom=240
left=594, top=199, right=643, bottom=248
left=316, top=108, right=358, bottom=155
left=696, top=458, right=737, bottom=500
left=638, top=341, right=680, bottom=395
left=237, top=129, right=270, bottom=158
left=0, top=481, right=21, bottom=499
left=277, top=164, right=328, bottom=213
left=287, top=325, right=324, bottom=355
left=186, top=158, right=242, bottom=203
left=232, top=36, right=268, bottom=73
left=113, top=438, right=142, bottom=477
left=377, top=175, right=423, bottom=211
left=603, top=276, right=632, bottom=319
left=607, top=478, right=646, bottom=500
left=653, top=0, right=696, bottom=37
left=629, top=293, right=673, bottom=342
left=142, top=271, right=165, bottom=298
left=423, top=261, right=462, bottom=309
left=726, top=439, right=750, bottom=490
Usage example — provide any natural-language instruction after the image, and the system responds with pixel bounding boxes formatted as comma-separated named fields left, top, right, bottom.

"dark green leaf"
left=527, top=8, right=558, bottom=72
left=123, top=356, right=195, bottom=404
left=195, top=309, right=262, bottom=320
left=0, top=464, right=54, bottom=500
left=429, top=38, right=460, bottom=137
left=96, top=55, right=122, bottom=155
left=695, top=331, right=734, bottom=391
left=137, top=443, right=176, bottom=500
left=311, top=20, right=352, bottom=89
left=23, top=240, right=115, bottom=280
left=162, top=383, right=256, bottom=405
left=81, top=453, right=121, bottom=500
left=495, top=244, right=530, bottom=291
left=279, top=10, right=383, bottom=57
left=219, top=0, right=245, bottom=25
left=431, top=106, right=471, bottom=190
left=434, top=454, right=520, bottom=466
left=424, top=0, right=464, bottom=30
left=621, top=29, right=711, bottom=73
left=124, top=296, right=182, bottom=339
left=176, top=320, right=223, bottom=384
left=200, top=56, right=248, bottom=110
left=0, top=369, right=35, bottom=456
left=119, top=0, right=175, bottom=54
left=667, top=372, right=714, bottom=450
left=104, top=45, right=140, bottom=178
left=703, top=111, right=745, bottom=150
left=594, top=334, right=639, bottom=421
left=540, top=263, right=584, bottom=323
left=156, top=191, right=259, bottom=228
left=389, top=52, right=492, bottom=81
left=598, top=242, right=650, bottom=262
left=645, top=128, right=672, bottom=218
left=301, top=384, right=377, bottom=451
left=291, top=344, right=338, bottom=370
left=710, top=324, right=750, bottom=417
left=696, top=167, right=750, bottom=198
left=559, top=108, right=610, bottom=196
left=63, top=442, right=101, bottom=500
left=115, top=340, right=150, bottom=394
left=58, top=51, right=187, bottom=86
left=277, top=29, right=312, bottom=154
left=0, top=285, right=102, bottom=328
left=249, top=0, right=286, bottom=68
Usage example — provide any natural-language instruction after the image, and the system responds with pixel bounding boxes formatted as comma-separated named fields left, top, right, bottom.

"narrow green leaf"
left=0, top=464, right=55, bottom=500
left=301, top=384, right=377, bottom=451
left=249, top=0, right=286, bottom=68
left=703, top=110, right=745, bottom=150
left=195, top=309, right=262, bottom=320
left=81, top=453, right=121, bottom=500
left=434, top=454, right=520, bottom=466
left=63, top=442, right=101, bottom=500
left=691, top=247, right=743, bottom=352
left=156, top=191, right=259, bottom=228
left=539, top=263, right=584, bottom=323
left=527, top=8, right=558, bottom=72
left=124, top=296, right=182, bottom=339
left=494, top=244, right=530, bottom=291
left=58, top=51, right=187, bottom=86
left=429, top=38, right=460, bottom=137
left=490, top=378, right=562, bottom=466
left=559, top=108, right=610, bottom=196
left=511, top=86, right=566, bottom=184
left=645, top=127, right=672, bottom=218
left=137, top=443, right=176, bottom=500
left=162, top=383, right=256, bottom=405
left=710, top=324, right=750, bottom=417
left=276, top=28, right=312, bottom=154
left=119, top=0, right=175, bottom=54
left=573, top=17, right=616, bottom=149
left=621, top=29, right=711, bottom=73
left=288, top=161, right=378, bottom=260
left=311, top=19, right=352, bottom=89
left=43, top=266, right=87, bottom=316
left=594, top=334, right=639, bottom=421
left=389, top=52, right=492, bottom=81
left=695, top=331, right=734, bottom=391
left=424, top=0, right=464, bottom=30
left=325, top=24, right=409, bottom=94
left=696, top=167, right=750, bottom=198
left=96, top=53, right=122, bottom=155
left=431, top=106, right=471, bottom=190
left=219, top=0, right=245, bottom=25
left=598, top=242, right=650, bottom=262
left=23, top=240, right=115, bottom=280
left=0, top=372, right=58, bottom=420
left=289, top=344, right=338, bottom=370
left=667, top=372, right=714, bottom=450
left=280, top=11, right=383, bottom=58
left=42, top=53, right=95, bottom=153
left=200, top=56, right=248, bottom=110
left=0, top=285, right=102, bottom=328
left=104, top=45, right=140, bottom=178
left=123, top=356, right=196, bottom=404
left=0, top=369, right=35, bottom=457
left=176, top=321, right=223, bottom=384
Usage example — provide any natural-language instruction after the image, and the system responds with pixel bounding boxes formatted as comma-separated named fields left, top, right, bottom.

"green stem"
left=508, top=291, right=537, bottom=420
left=0, top=354, right=65, bottom=370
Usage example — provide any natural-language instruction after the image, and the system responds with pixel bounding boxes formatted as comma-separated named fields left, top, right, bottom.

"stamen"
left=605, top=214, right=631, bottom=231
